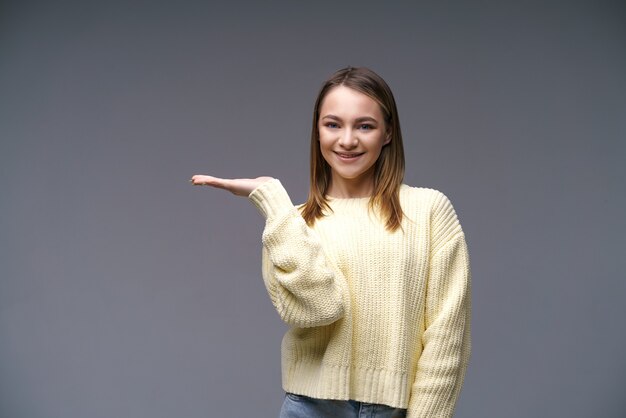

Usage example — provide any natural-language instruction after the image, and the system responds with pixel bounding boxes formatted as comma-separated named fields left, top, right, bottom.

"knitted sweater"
left=248, top=179, right=471, bottom=418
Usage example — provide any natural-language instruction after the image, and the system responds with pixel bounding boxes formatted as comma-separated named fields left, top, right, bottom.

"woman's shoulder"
left=400, top=184, right=461, bottom=220
left=400, top=184, right=450, bottom=204
left=400, top=184, right=464, bottom=242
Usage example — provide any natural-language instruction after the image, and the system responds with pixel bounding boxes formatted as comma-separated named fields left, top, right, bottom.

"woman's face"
left=318, top=85, right=390, bottom=197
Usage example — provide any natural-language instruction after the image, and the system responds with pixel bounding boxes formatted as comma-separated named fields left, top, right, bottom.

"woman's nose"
left=338, top=128, right=358, bottom=148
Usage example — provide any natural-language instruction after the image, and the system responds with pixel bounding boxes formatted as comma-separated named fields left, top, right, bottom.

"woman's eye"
left=358, top=124, right=373, bottom=130
left=326, top=123, right=339, bottom=129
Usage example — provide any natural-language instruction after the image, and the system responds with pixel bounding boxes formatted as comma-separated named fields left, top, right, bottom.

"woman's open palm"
left=190, top=175, right=274, bottom=196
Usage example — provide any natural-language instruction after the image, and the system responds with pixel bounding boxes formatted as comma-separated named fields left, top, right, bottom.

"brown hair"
left=300, top=66, right=405, bottom=231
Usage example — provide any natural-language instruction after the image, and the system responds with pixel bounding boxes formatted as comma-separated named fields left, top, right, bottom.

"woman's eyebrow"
left=354, top=116, right=378, bottom=123
left=321, top=115, right=378, bottom=123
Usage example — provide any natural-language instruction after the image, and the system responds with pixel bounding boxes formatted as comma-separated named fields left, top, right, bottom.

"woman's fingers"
left=190, top=175, right=274, bottom=196
left=190, top=175, right=219, bottom=186
left=190, top=175, right=235, bottom=193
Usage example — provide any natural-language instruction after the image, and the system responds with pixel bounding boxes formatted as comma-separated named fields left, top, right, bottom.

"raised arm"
left=249, top=179, right=346, bottom=328
left=191, top=175, right=346, bottom=328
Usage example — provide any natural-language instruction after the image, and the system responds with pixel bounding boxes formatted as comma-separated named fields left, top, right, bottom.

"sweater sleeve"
left=248, top=179, right=346, bottom=328
left=407, top=192, right=472, bottom=418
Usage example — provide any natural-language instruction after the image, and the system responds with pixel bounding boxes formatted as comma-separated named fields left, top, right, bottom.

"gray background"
left=1, top=0, right=625, bottom=417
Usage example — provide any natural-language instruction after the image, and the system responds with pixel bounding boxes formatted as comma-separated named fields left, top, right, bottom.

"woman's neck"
left=326, top=176, right=374, bottom=199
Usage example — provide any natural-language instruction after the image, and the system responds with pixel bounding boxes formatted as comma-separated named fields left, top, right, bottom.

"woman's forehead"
left=319, top=86, right=383, bottom=119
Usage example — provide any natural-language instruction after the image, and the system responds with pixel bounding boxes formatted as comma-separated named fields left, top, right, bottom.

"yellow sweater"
left=248, top=179, right=471, bottom=418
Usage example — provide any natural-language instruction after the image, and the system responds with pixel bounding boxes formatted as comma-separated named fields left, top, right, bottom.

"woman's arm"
left=191, top=175, right=346, bottom=328
left=407, top=193, right=472, bottom=418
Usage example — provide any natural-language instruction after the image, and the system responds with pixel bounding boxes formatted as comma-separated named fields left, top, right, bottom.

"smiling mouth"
left=335, top=152, right=364, bottom=159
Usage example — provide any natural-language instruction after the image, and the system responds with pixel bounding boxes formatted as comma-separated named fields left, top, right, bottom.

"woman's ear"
left=384, top=128, right=392, bottom=145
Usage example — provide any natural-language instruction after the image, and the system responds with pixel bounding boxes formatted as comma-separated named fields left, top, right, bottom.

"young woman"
left=191, top=67, right=471, bottom=418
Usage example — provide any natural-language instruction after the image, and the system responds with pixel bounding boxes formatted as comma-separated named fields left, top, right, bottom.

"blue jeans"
left=279, top=393, right=407, bottom=418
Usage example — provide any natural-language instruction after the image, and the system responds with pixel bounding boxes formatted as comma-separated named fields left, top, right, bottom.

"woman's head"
left=302, top=66, right=405, bottom=231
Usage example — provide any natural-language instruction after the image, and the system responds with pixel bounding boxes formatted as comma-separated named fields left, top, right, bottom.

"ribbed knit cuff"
left=248, top=178, right=294, bottom=219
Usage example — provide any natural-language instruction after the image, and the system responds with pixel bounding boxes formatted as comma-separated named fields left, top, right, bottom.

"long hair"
left=300, top=67, right=405, bottom=231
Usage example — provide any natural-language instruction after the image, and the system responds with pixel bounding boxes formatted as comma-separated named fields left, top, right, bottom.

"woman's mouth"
left=335, top=152, right=364, bottom=161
